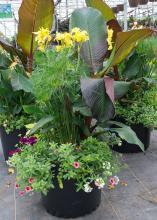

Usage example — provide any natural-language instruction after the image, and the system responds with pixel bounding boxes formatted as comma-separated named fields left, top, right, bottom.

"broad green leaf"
left=99, top=29, right=153, bottom=76
left=109, top=121, right=144, bottom=151
left=29, top=116, right=53, bottom=135
left=70, top=7, right=107, bottom=73
left=81, top=77, right=115, bottom=123
left=17, top=0, right=54, bottom=56
left=85, top=0, right=116, bottom=22
left=114, top=81, right=131, bottom=99
left=11, top=71, right=32, bottom=93
left=23, top=105, right=43, bottom=117
left=0, top=52, right=11, bottom=69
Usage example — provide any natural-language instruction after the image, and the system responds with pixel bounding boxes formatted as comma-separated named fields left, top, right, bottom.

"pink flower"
left=19, top=191, right=25, bottom=196
left=15, top=183, right=19, bottom=189
left=109, top=177, right=116, bottom=186
left=25, top=186, right=32, bottom=193
left=74, top=161, right=80, bottom=169
left=28, top=178, right=33, bottom=184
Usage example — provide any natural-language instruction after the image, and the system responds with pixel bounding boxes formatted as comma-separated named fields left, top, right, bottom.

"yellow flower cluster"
left=34, top=27, right=52, bottom=52
left=55, top=27, right=89, bottom=52
left=107, top=26, right=113, bottom=51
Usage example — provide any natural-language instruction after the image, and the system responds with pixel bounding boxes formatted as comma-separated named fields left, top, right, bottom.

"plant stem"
left=14, top=182, right=17, bottom=220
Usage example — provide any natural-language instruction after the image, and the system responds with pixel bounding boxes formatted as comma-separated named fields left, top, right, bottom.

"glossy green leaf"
left=11, top=71, right=32, bottom=93
left=70, top=7, right=107, bottom=73
left=114, top=81, right=131, bottom=99
left=17, top=0, right=54, bottom=56
left=109, top=121, right=144, bottom=151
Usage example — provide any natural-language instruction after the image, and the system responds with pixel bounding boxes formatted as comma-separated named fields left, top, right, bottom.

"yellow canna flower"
left=72, top=29, right=89, bottom=43
left=55, top=32, right=65, bottom=42
left=34, top=27, right=51, bottom=52
left=107, top=26, right=113, bottom=51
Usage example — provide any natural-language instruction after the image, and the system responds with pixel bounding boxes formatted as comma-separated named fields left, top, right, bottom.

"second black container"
left=0, top=127, right=26, bottom=161
left=112, top=123, right=151, bottom=153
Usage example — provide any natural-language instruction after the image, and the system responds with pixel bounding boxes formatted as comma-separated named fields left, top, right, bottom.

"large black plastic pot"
left=112, top=123, right=151, bottom=153
left=42, top=179, right=101, bottom=218
left=0, top=127, right=26, bottom=161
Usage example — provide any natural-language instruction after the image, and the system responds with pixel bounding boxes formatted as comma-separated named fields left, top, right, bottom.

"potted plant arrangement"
left=8, top=6, right=147, bottom=217
left=0, top=0, right=54, bottom=160
left=0, top=49, right=34, bottom=160
left=113, top=37, right=157, bottom=153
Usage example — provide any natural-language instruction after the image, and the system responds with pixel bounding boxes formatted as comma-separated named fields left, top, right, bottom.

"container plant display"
left=0, top=0, right=54, bottom=160
left=8, top=7, right=145, bottom=217
left=113, top=37, right=157, bottom=153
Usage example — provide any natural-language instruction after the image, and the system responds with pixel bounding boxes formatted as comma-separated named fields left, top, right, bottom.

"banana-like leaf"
left=109, top=121, right=144, bottom=151
left=17, top=0, right=54, bottom=56
left=85, top=0, right=116, bottom=22
left=70, top=7, right=108, bottom=73
left=81, top=77, right=115, bottom=123
left=99, top=28, right=154, bottom=76
left=11, top=70, right=32, bottom=93
left=85, top=0, right=122, bottom=38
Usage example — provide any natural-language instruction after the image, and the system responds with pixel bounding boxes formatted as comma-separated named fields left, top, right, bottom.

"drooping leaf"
left=114, top=81, right=131, bottom=99
left=17, top=0, right=54, bottom=56
left=81, top=77, right=115, bottom=123
left=0, top=37, right=27, bottom=66
left=70, top=7, right=108, bottom=73
left=11, top=70, right=32, bottom=93
left=85, top=0, right=122, bottom=39
left=109, top=121, right=144, bottom=151
left=99, top=28, right=154, bottom=76
left=29, top=116, right=53, bottom=135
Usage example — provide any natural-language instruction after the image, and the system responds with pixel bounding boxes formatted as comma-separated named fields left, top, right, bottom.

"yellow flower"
left=55, top=45, right=63, bottom=52
left=107, top=26, right=113, bottom=51
left=72, top=29, right=89, bottom=43
left=34, top=27, right=51, bottom=51
left=55, top=32, right=65, bottom=42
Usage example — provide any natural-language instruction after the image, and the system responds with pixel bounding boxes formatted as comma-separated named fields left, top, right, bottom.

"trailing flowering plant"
left=9, top=136, right=121, bottom=195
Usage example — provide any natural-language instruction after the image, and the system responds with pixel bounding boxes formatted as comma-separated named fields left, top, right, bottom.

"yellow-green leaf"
left=85, top=0, right=116, bottom=22
left=17, top=0, right=54, bottom=56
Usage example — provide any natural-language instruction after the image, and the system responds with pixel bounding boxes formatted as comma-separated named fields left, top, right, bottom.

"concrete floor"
left=1, top=132, right=157, bottom=220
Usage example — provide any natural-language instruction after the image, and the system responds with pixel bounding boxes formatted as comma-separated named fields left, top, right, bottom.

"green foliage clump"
left=9, top=136, right=120, bottom=194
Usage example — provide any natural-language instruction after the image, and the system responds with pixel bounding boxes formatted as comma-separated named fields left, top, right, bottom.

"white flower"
left=113, top=176, right=120, bottom=185
left=118, top=141, right=122, bottom=146
left=95, top=178, right=105, bottom=189
left=103, top=161, right=111, bottom=170
left=84, top=183, right=93, bottom=193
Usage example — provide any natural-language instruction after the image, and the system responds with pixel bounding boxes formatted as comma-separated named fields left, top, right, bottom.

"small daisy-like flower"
left=103, top=161, right=111, bottom=170
left=74, top=161, right=80, bottom=169
left=95, top=178, right=105, bottom=189
left=25, top=186, right=32, bottom=193
left=84, top=183, right=93, bottom=193
left=113, top=176, right=120, bottom=185
left=28, top=178, right=33, bottom=184
left=19, top=191, right=25, bottom=196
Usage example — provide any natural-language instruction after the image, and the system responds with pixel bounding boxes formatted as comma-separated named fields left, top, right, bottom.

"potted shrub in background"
left=113, top=37, right=157, bottom=153
left=0, top=50, right=34, bottom=160
left=0, top=0, right=54, bottom=160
